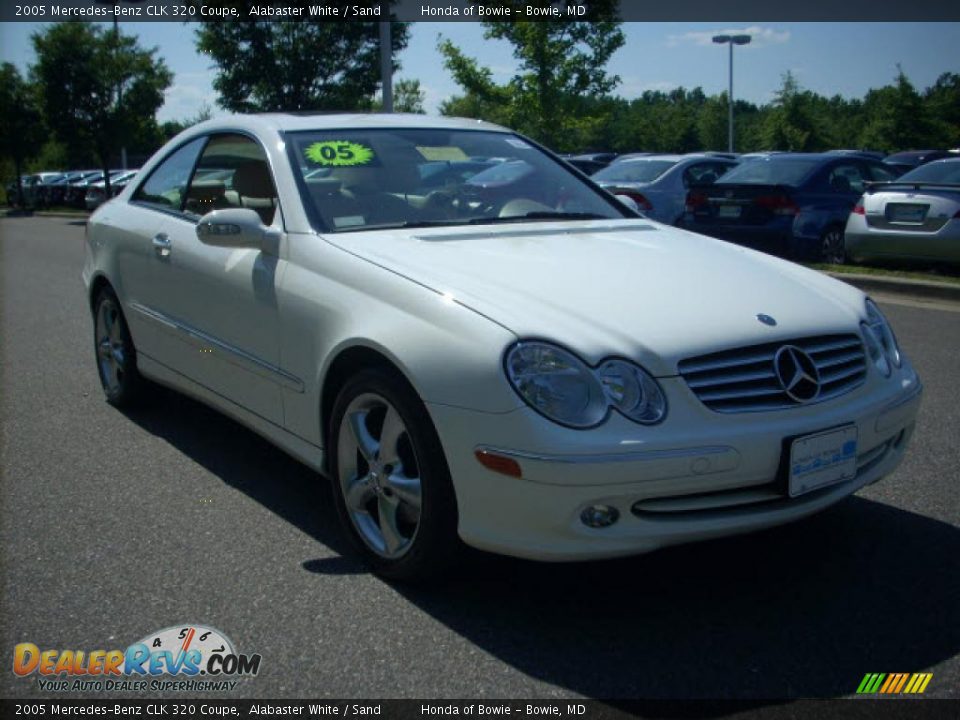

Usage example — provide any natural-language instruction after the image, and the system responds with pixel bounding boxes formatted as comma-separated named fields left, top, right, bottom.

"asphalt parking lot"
left=1, top=216, right=958, bottom=702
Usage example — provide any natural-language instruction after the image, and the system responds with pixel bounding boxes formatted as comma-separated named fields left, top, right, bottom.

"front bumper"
left=428, top=365, right=922, bottom=561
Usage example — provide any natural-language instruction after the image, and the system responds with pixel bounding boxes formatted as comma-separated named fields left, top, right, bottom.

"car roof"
left=189, top=113, right=513, bottom=136
left=618, top=154, right=685, bottom=162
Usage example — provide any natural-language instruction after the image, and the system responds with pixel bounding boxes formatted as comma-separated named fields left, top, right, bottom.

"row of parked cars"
left=5, top=169, right=140, bottom=211
left=560, top=149, right=960, bottom=266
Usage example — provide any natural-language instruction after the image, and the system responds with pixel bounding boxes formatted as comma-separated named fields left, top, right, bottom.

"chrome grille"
left=678, top=334, right=866, bottom=413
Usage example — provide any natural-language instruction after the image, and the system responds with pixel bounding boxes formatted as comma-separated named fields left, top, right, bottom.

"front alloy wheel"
left=330, top=369, right=459, bottom=581
left=337, top=393, right=423, bottom=559
left=93, top=289, right=145, bottom=407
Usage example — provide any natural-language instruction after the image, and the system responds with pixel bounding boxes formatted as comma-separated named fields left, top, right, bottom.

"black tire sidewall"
left=328, top=368, right=459, bottom=581
left=93, top=289, right=142, bottom=407
left=821, top=226, right=846, bottom=264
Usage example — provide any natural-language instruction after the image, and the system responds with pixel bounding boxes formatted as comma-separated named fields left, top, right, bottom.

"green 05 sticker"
left=304, top=141, right=375, bottom=166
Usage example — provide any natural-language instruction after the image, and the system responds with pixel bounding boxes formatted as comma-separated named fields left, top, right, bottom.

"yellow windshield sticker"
left=305, top=141, right=375, bottom=166
left=415, top=146, right=470, bottom=162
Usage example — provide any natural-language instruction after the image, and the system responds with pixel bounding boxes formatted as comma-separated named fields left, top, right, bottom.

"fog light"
left=580, top=504, right=619, bottom=528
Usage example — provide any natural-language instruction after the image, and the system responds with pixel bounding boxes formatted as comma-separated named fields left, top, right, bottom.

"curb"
left=827, top=272, right=960, bottom=303
left=3, top=210, right=89, bottom=220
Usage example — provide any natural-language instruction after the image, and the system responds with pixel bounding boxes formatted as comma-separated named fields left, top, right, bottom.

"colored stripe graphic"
left=904, top=673, right=933, bottom=694
left=857, top=672, right=932, bottom=694
left=857, top=673, right=886, bottom=693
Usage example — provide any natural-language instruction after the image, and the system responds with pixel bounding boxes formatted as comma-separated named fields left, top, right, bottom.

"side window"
left=868, top=163, right=899, bottom=182
left=827, top=163, right=866, bottom=194
left=132, top=137, right=206, bottom=213
left=185, top=134, right=278, bottom=225
left=683, top=162, right=729, bottom=187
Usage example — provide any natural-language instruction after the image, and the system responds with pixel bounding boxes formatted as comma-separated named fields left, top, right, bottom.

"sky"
left=1, top=21, right=958, bottom=124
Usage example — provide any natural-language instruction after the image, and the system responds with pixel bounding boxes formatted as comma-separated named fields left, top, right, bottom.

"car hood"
left=325, top=219, right=866, bottom=376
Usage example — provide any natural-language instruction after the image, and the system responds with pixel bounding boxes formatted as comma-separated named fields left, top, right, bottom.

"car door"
left=119, top=137, right=208, bottom=376
left=150, top=133, right=286, bottom=425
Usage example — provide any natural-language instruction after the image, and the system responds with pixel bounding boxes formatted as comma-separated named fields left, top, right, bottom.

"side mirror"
left=615, top=194, right=640, bottom=213
left=196, top=208, right=267, bottom=248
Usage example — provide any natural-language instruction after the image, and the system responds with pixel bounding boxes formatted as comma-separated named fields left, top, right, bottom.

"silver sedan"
left=845, top=158, right=960, bottom=265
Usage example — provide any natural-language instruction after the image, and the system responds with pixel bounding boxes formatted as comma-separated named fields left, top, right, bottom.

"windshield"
left=717, top=158, right=821, bottom=186
left=898, top=160, right=960, bottom=184
left=593, top=159, right=677, bottom=184
left=287, top=129, right=627, bottom=232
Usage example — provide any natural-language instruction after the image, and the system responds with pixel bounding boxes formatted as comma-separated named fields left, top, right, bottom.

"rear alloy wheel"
left=93, top=289, right=146, bottom=407
left=330, top=369, right=459, bottom=581
left=820, top=227, right=847, bottom=265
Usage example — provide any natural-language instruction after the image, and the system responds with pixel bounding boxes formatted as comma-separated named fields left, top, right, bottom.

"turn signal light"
left=474, top=449, right=522, bottom=478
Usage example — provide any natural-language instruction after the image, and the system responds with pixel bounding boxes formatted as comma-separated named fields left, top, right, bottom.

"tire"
left=820, top=226, right=846, bottom=265
left=329, top=367, right=460, bottom=581
left=93, top=288, right=147, bottom=408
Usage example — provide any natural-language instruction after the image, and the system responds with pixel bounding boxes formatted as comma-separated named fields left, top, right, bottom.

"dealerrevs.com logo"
left=12, top=624, right=261, bottom=692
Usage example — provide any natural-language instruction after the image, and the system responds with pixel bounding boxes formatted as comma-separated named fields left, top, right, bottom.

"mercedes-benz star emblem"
left=773, top=345, right=821, bottom=403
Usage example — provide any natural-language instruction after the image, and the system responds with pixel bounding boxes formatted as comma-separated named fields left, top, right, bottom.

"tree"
left=859, top=67, right=935, bottom=152
left=924, top=72, right=960, bottom=147
left=193, top=6, right=410, bottom=112
left=363, top=78, right=426, bottom=114
left=159, top=104, right=214, bottom=142
left=31, top=23, right=172, bottom=193
left=761, top=72, right=827, bottom=151
left=0, top=63, right=45, bottom=206
left=439, top=0, right=624, bottom=150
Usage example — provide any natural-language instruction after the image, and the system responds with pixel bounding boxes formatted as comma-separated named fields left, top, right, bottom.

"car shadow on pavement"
left=395, top=498, right=960, bottom=702
left=121, top=384, right=959, bottom=704
left=119, top=383, right=356, bottom=562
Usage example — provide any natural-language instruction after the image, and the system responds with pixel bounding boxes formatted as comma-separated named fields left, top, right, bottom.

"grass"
left=807, top=262, right=960, bottom=286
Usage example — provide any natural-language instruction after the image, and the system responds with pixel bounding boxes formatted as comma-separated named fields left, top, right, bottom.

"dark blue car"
left=682, top=153, right=900, bottom=262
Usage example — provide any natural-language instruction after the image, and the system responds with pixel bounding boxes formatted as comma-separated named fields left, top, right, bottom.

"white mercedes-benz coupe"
left=83, top=114, right=922, bottom=580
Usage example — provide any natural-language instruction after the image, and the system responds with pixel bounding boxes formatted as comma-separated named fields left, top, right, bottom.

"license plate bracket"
left=788, top=425, right=858, bottom=497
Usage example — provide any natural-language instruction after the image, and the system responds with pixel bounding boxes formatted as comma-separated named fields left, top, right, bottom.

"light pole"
left=712, top=34, right=751, bottom=153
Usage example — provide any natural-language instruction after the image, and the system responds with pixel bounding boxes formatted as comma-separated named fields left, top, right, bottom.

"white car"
left=82, top=114, right=922, bottom=580
left=845, top=158, right=960, bottom=265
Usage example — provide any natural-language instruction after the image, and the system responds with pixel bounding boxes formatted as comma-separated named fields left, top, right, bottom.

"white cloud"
left=158, top=72, right=221, bottom=124
left=667, top=26, right=790, bottom=49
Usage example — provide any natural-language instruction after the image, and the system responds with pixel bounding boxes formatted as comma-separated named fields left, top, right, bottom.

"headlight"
left=505, top=342, right=666, bottom=428
left=861, top=321, right=891, bottom=378
left=597, top=359, right=667, bottom=424
left=865, top=298, right=901, bottom=368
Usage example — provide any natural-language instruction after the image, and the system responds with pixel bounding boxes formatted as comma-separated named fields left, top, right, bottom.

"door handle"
left=152, top=233, right=171, bottom=258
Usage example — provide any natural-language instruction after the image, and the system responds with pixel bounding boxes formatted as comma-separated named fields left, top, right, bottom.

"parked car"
left=65, top=171, right=106, bottom=206
left=42, top=173, right=80, bottom=206
left=5, top=175, right=32, bottom=206
left=593, top=153, right=738, bottom=225
left=567, top=152, right=618, bottom=165
left=563, top=157, right=607, bottom=175
left=84, top=114, right=921, bottom=580
left=85, top=170, right=140, bottom=210
left=683, top=153, right=901, bottom=262
left=883, top=150, right=953, bottom=175
left=845, top=158, right=960, bottom=265
left=8, top=174, right=49, bottom=208
left=828, top=149, right=887, bottom=161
